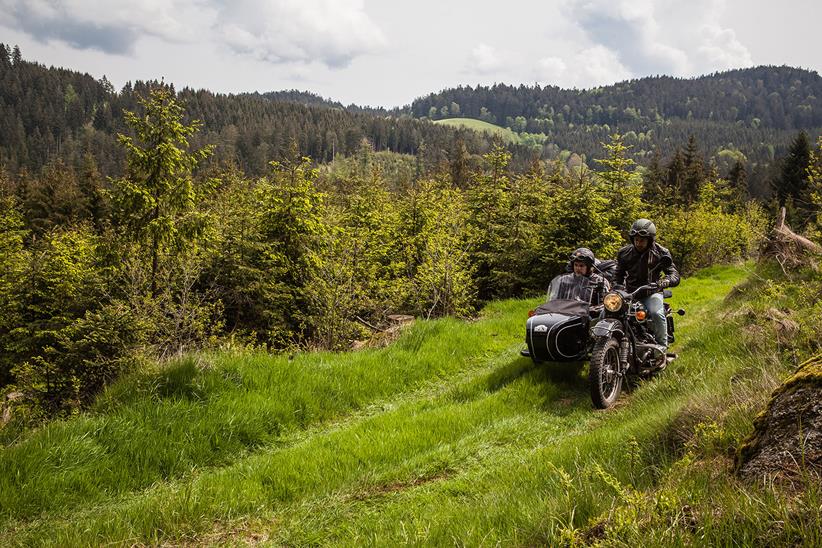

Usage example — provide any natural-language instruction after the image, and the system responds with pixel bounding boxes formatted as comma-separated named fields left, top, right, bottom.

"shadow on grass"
left=530, top=360, right=590, bottom=415
left=485, top=357, right=537, bottom=393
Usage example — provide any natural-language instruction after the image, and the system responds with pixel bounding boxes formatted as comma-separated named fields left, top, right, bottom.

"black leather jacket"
left=614, top=242, right=680, bottom=292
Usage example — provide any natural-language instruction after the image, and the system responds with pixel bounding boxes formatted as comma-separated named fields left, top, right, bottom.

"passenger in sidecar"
left=522, top=248, right=610, bottom=363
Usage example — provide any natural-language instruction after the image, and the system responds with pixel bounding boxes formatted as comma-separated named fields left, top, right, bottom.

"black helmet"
left=569, top=247, right=595, bottom=267
left=629, top=218, right=656, bottom=239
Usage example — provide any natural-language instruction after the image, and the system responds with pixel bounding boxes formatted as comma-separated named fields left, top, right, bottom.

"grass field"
left=1, top=263, right=819, bottom=546
left=433, top=118, right=521, bottom=144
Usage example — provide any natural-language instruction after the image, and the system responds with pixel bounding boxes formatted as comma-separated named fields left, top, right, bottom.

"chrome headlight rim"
left=603, top=292, right=624, bottom=312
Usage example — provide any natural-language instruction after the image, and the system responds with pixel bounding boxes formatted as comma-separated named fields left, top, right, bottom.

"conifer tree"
left=642, top=149, right=666, bottom=203
left=727, top=158, right=748, bottom=210
left=666, top=149, right=686, bottom=203
left=259, top=152, right=326, bottom=345
left=110, top=87, right=213, bottom=297
left=595, top=133, right=642, bottom=239
left=681, top=135, right=705, bottom=203
left=467, top=143, right=512, bottom=300
left=773, top=131, right=812, bottom=226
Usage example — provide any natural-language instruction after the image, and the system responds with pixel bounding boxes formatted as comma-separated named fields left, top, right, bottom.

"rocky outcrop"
left=737, top=353, right=822, bottom=483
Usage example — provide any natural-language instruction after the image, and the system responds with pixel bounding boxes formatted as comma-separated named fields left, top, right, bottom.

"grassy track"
left=1, top=264, right=817, bottom=546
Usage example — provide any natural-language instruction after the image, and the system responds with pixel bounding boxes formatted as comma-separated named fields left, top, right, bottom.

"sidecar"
left=523, top=299, right=591, bottom=363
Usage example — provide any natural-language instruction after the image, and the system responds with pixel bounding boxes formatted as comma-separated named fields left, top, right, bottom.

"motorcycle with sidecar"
left=521, top=282, right=685, bottom=409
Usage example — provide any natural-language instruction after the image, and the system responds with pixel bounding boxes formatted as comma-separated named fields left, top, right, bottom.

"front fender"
left=592, top=318, right=623, bottom=339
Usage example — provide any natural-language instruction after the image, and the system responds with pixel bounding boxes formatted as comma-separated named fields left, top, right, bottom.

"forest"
left=0, top=45, right=820, bottom=423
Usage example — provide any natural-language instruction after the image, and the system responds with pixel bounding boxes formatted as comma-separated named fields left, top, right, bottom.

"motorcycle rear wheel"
left=589, top=337, right=623, bottom=409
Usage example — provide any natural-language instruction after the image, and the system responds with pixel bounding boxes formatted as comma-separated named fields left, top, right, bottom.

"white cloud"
left=696, top=24, right=753, bottom=69
left=467, top=43, right=506, bottom=75
left=0, top=0, right=386, bottom=68
left=568, top=0, right=752, bottom=77
left=536, top=46, right=631, bottom=88
left=536, top=56, right=567, bottom=81
left=0, top=0, right=207, bottom=53
left=214, top=0, right=386, bottom=68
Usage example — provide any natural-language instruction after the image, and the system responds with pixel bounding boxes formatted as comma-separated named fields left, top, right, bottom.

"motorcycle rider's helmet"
left=569, top=247, right=595, bottom=274
left=628, top=219, right=656, bottom=240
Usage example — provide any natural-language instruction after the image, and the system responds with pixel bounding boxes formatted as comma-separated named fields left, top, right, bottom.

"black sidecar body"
left=525, top=299, right=591, bottom=363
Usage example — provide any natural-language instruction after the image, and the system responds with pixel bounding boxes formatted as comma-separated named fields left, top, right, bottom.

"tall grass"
left=0, top=301, right=524, bottom=523
left=2, top=263, right=817, bottom=546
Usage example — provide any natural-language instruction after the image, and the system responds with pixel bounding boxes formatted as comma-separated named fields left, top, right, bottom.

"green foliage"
left=772, top=131, right=815, bottom=228
left=538, top=167, right=622, bottom=274
left=1, top=225, right=136, bottom=416
left=804, top=135, right=822, bottom=239
left=0, top=195, right=27, bottom=386
left=656, top=183, right=767, bottom=273
left=257, top=153, right=326, bottom=346
left=404, top=179, right=474, bottom=318
left=466, top=145, right=513, bottom=300
left=502, top=163, right=552, bottom=292
left=109, top=87, right=214, bottom=297
left=594, top=133, right=643, bottom=236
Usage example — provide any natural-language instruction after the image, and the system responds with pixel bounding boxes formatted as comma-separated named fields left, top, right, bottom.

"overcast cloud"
left=0, top=0, right=816, bottom=106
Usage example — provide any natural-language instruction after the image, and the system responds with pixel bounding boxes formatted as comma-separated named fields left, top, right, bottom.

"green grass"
left=1, top=263, right=819, bottom=546
left=433, top=118, right=521, bottom=144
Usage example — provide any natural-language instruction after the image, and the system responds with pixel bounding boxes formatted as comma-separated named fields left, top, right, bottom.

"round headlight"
left=603, top=292, right=623, bottom=312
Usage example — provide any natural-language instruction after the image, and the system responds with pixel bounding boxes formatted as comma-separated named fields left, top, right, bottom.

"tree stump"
left=760, top=207, right=821, bottom=272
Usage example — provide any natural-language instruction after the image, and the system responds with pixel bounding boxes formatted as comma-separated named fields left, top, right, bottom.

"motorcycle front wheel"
left=589, top=337, right=623, bottom=409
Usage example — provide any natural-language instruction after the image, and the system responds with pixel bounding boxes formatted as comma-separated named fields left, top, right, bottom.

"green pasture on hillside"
left=1, top=263, right=818, bottom=546
left=433, top=118, right=521, bottom=144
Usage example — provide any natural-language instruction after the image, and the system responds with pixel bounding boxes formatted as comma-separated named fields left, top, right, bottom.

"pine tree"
left=595, top=133, right=642, bottom=239
left=466, top=144, right=512, bottom=300
left=110, top=87, right=214, bottom=297
left=259, top=152, right=327, bottom=345
left=642, top=149, right=666, bottom=203
left=803, top=135, right=822, bottom=237
left=666, top=149, right=686, bottom=203
left=773, top=131, right=811, bottom=227
left=727, top=158, right=748, bottom=209
left=681, top=135, right=705, bottom=203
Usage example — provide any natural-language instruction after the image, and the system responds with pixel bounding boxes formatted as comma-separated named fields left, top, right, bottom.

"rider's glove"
left=657, top=278, right=670, bottom=289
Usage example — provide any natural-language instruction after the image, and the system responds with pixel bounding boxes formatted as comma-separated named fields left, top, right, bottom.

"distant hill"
left=257, top=89, right=346, bottom=110
left=0, top=45, right=502, bottom=178
left=0, top=43, right=819, bottom=188
left=413, top=66, right=822, bottom=170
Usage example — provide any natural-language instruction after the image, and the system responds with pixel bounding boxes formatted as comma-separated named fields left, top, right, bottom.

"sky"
left=0, top=0, right=819, bottom=108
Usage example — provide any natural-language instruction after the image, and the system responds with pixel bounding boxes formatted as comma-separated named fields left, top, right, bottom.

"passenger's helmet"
left=628, top=219, right=656, bottom=239
left=569, top=247, right=595, bottom=267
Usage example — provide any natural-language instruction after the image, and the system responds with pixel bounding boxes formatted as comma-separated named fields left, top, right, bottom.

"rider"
left=548, top=247, right=610, bottom=306
left=613, top=219, right=680, bottom=349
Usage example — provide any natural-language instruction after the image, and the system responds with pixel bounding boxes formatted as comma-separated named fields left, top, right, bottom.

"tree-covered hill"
left=1, top=43, right=820, bottom=183
left=412, top=66, right=822, bottom=167
left=0, top=45, right=510, bottom=178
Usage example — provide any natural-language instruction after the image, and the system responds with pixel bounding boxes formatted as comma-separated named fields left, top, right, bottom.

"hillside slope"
left=0, top=264, right=818, bottom=546
left=434, top=118, right=520, bottom=144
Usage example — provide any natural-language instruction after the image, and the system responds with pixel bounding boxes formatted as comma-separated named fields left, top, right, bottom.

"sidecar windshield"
left=547, top=273, right=597, bottom=303
left=533, top=299, right=590, bottom=317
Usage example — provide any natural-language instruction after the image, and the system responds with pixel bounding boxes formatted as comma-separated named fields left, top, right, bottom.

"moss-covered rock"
left=736, top=353, right=822, bottom=482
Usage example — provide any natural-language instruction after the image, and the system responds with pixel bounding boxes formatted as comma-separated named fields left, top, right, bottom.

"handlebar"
left=630, top=284, right=657, bottom=299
